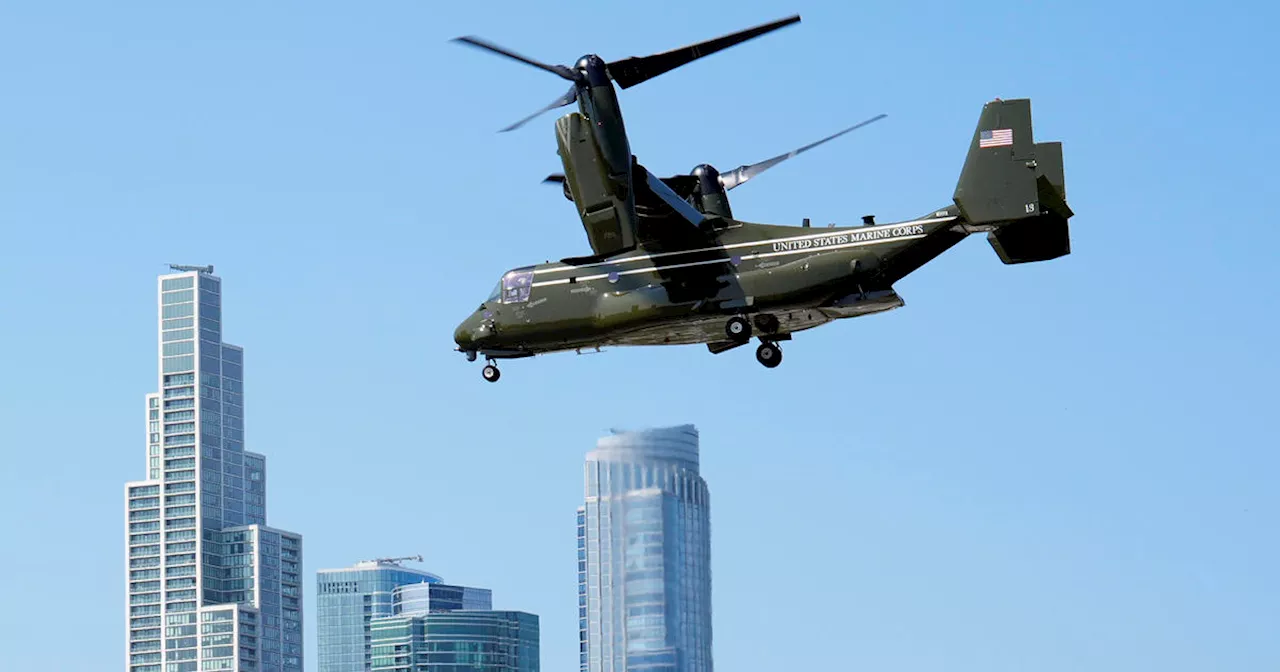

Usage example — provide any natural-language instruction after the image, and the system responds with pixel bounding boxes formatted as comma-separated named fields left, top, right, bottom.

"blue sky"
left=1, top=1, right=1277, bottom=670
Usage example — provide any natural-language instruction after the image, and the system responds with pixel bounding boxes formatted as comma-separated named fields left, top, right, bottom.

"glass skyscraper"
left=369, top=609, right=539, bottom=672
left=318, top=559, right=537, bottom=672
left=317, top=559, right=448, bottom=672
left=577, top=425, right=713, bottom=672
left=124, top=265, right=304, bottom=672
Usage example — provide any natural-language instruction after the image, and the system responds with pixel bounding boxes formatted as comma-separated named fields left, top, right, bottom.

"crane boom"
left=362, top=554, right=423, bottom=565
left=168, top=263, right=214, bottom=274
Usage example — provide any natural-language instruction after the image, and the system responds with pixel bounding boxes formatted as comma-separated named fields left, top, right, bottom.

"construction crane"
left=364, top=555, right=423, bottom=566
left=168, top=263, right=214, bottom=274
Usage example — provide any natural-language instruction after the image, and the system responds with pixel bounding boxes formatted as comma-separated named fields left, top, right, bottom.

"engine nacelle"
left=691, top=164, right=732, bottom=218
left=555, top=112, right=638, bottom=257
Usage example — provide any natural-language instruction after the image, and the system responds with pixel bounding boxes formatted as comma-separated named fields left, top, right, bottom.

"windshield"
left=501, top=269, right=533, bottom=304
left=482, top=268, right=535, bottom=306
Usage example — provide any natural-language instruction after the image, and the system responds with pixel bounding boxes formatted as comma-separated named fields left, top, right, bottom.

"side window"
left=501, top=269, right=534, bottom=304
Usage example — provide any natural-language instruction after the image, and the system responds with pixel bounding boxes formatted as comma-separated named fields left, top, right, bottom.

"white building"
left=125, top=266, right=303, bottom=672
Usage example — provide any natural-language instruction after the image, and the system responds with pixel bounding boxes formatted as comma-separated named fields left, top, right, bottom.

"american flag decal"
left=979, top=128, right=1013, bottom=148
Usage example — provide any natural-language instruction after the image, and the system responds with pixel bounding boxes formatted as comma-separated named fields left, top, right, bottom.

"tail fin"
left=952, top=98, right=1074, bottom=264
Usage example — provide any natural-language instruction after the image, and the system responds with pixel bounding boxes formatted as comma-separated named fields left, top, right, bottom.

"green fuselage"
left=454, top=206, right=968, bottom=358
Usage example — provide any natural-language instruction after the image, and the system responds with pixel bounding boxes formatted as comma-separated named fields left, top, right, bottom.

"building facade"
left=369, top=609, right=539, bottom=672
left=316, top=559, right=446, bottom=672
left=317, top=559, right=523, bottom=672
left=577, top=425, right=713, bottom=672
left=125, top=266, right=304, bottom=672
left=391, top=581, right=494, bottom=615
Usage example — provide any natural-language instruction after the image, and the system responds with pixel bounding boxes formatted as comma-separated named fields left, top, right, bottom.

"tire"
left=756, top=342, right=782, bottom=368
left=726, top=316, right=752, bottom=343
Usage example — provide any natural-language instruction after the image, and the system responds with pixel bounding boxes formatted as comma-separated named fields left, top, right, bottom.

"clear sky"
left=1, top=1, right=1277, bottom=670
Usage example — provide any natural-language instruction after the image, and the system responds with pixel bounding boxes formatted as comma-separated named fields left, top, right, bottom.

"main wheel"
left=756, top=342, right=782, bottom=368
left=482, top=364, right=501, bottom=382
left=726, top=315, right=752, bottom=343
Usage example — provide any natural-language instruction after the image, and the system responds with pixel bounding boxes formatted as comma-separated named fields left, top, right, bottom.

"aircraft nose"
left=454, top=311, right=487, bottom=348
left=454, top=316, right=476, bottom=347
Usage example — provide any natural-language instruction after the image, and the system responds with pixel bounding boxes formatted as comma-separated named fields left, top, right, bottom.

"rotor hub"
left=692, top=164, right=721, bottom=194
left=575, top=54, right=610, bottom=86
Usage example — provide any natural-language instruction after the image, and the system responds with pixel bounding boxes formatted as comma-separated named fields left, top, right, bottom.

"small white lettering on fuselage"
left=769, top=224, right=925, bottom=253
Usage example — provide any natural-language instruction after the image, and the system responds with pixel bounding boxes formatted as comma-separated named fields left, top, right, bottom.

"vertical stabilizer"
left=953, top=98, right=1074, bottom=264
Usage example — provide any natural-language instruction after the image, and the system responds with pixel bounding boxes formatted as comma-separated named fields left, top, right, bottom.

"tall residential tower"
left=577, top=425, right=713, bottom=672
left=124, top=265, right=304, bottom=672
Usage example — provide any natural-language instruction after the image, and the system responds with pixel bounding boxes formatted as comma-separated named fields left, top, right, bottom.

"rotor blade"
left=718, top=113, right=888, bottom=190
left=543, top=174, right=566, bottom=183
left=605, top=14, right=801, bottom=89
left=500, top=85, right=578, bottom=133
left=451, top=36, right=577, bottom=81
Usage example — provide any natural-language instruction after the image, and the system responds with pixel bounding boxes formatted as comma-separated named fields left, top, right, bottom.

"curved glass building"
left=316, top=560, right=443, bottom=672
left=369, top=609, right=539, bottom=672
left=393, top=582, right=493, bottom=616
left=577, top=425, right=713, bottom=672
left=318, top=558, right=513, bottom=672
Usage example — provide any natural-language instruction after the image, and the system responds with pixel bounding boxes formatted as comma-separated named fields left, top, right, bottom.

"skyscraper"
left=318, top=558, right=538, bottom=672
left=316, top=559, right=448, bottom=672
left=124, top=265, right=304, bottom=672
left=368, top=591, right=539, bottom=672
left=577, top=425, right=713, bottom=672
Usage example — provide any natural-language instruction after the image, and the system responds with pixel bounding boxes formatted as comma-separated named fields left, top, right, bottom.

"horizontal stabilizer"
left=986, top=212, right=1070, bottom=264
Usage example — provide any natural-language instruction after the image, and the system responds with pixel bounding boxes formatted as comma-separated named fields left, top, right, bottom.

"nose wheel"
left=755, top=341, right=782, bottom=368
left=482, top=363, right=501, bottom=382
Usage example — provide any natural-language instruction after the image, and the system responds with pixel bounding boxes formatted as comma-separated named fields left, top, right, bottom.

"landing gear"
left=482, top=363, right=501, bottom=382
left=755, top=341, right=782, bottom=368
left=725, top=315, right=752, bottom=343
left=753, top=313, right=780, bottom=335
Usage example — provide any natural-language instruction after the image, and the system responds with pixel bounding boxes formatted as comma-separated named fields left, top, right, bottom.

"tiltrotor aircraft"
left=450, top=15, right=1074, bottom=382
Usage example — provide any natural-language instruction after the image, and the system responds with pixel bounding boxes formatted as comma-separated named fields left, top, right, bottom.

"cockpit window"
left=501, top=269, right=534, bottom=304
left=486, top=281, right=501, bottom=304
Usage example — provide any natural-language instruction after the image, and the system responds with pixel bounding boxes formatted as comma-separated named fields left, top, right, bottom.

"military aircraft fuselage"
left=454, top=207, right=966, bottom=358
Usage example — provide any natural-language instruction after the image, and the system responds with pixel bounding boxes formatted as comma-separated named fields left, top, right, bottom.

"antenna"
left=168, top=264, right=214, bottom=274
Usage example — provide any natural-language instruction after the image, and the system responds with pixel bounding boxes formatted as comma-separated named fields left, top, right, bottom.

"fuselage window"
left=501, top=269, right=534, bottom=304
